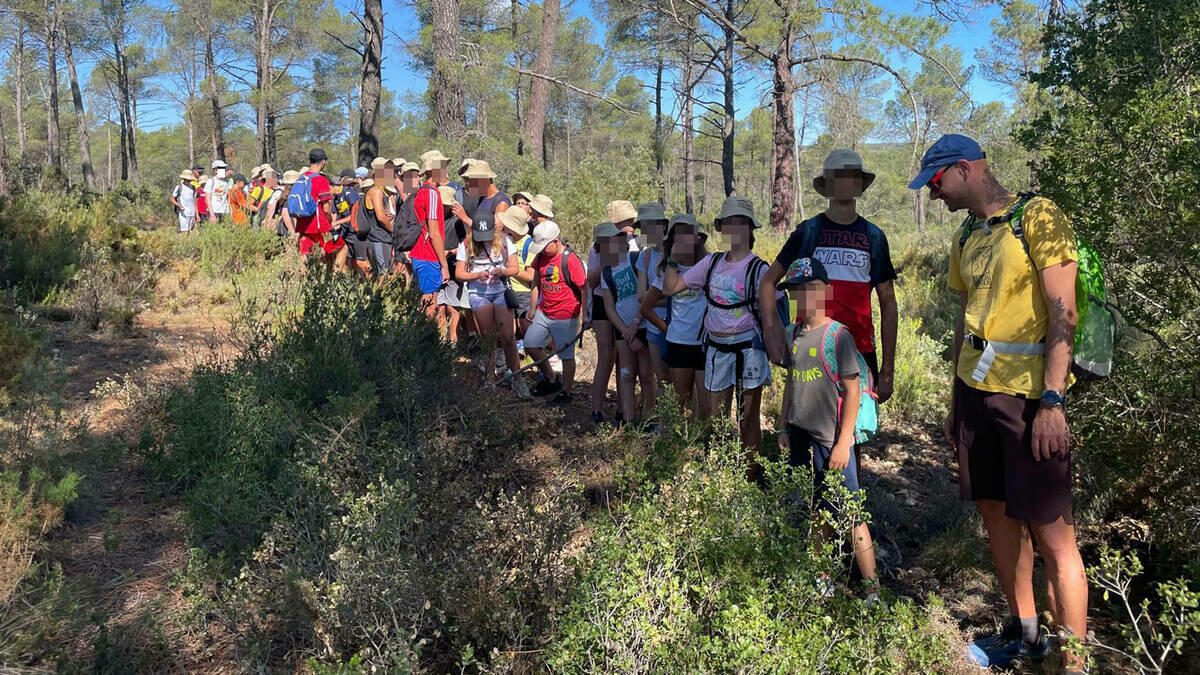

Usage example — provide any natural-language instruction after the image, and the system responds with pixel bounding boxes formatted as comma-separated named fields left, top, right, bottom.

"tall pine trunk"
left=769, top=39, right=795, bottom=231
left=654, top=51, right=665, bottom=202
left=512, top=0, right=524, bottom=155
left=522, top=0, right=560, bottom=165
left=204, top=30, right=225, bottom=161
left=721, top=0, right=736, bottom=196
left=255, top=0, right=273, bottom=163
left=127, top=90, right=139, bottom=182
left=431, top=0, right=465, bottom=139
left=43, top=3, right=64, bottom=176
left=358, top=0, right=383, bottom=164
left=15, top=22, right=27, bottom=160
left=63, top=33, right=95, bottom=190
left=681, top=36, right=696, bottom=213
left=0, top=104, right=9, bottom=195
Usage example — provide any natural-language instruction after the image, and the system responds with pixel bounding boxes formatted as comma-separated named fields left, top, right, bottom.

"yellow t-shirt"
left=509, top=234, right=535, bottom=293
left=251, top=185, right=275, bottom=208
left=948, top=196, right=1078, bottom=397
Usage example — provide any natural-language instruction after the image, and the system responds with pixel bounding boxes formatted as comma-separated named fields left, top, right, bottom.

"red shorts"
left=298, top=232, right=344, bottom=256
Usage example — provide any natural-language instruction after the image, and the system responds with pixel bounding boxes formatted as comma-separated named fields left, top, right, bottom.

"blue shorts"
left=469, top=286, right=507, bottom=311
left=412, top=258, right=443, bottom=295
left=786, top=425, right=862, bottom=517
left=646, top=328, right=669, bottom=360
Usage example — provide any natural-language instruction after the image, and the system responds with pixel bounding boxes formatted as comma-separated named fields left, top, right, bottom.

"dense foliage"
left=1020, top=0, right=1200, bottom=580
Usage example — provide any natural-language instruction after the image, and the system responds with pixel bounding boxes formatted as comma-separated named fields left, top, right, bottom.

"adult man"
left=171, top=169, right=198, bottom=235
left=205, top=160, right=232, bottom=223
left=759, top=149, right=898, bottom=402
left=408, top=151, right=450, bottom=312
left=525, top=221, right=587, bottom=405
left=295, top=148, right=345, bottom=268
left=911, top=134, right=1085, bottom=673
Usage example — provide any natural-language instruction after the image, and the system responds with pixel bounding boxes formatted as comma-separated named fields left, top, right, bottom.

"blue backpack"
left=287, top=172, right=318, bottom=218
left=792, top=319, right=878, bottom=444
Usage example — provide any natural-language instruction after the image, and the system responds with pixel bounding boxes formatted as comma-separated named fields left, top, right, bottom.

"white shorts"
left=703, top=331, right=771, bottom=392
left=178, top=212, right=196, bottom=232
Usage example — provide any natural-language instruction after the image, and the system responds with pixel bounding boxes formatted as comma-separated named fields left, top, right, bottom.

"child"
left=634, top=203, right=671, bottom=387
left=454, top=209, right=530, bottom=399
left=659, top=197, right=774, bottom=476
left=639, top=213, right=709, bottom=415
left=524, top=221, right=587, bottom=405
left=599, top=222, right=655, bottom=428
left=777, top=256, right=879, bottom=601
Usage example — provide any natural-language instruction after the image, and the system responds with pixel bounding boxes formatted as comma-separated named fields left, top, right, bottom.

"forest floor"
left=28, top=271, right=1127, bottom=674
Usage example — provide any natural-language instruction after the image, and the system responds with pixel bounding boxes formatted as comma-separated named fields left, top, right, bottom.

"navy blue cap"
left=778, top=257, right=830, bottom=288
left=908, top=134, right=986, bottom=189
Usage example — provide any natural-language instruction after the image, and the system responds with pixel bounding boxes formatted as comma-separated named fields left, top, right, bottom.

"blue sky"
left=365, top=0, right=1010, bottom=122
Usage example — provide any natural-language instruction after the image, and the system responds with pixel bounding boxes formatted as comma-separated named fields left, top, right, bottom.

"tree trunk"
left=769, top=47, right=795, bottom=231
left=43, top=3, right=64, bottom=176
left=0, top=103, right=9, bottom=195
left=117, top=92, right=128, bottom=181
left=654, top=52, right=665, bottom=202
left=431, top=0, right=466, bottom=139
left=255, top=0, right=272, bottom=163
left=267, top=113, right=277, bottom=166
left=203, top=30, right=226, bottom=161
left=681, top=38, right=696, bottom=213
left=106, top=122, right=113, bottom=190
left=721, top=0, right=736, bottom=197
left=796, top=84, right=812, bottom=221
left=15, top=22, right=27, bottom=160
left=63, top=33, right=95, bottom=190
left=358, top=0, right=383, bottom=164
left=127, top=92, right=139, bottom=182
left=512, top=0, right=524, bottom=155
left=522, top=0, right=560, bottom=165
left=186, top=104, right=195, bottom=168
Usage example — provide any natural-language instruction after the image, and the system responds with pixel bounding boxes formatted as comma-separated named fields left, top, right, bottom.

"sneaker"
left=549, top=355, right=563, bottom=374
left=532, top=378, right=563, bottom=397
left=511, top=376, right=532, bottom=400
left=590, top=411, right=605, bottom=426
left=966, top=629, right=1050, bottom=668
left=550, top=391, right=573, bottom=406
left=515, top=338, right=524, bottom=353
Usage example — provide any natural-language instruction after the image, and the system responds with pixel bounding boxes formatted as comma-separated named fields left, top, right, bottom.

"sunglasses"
left=927, top=164, right=952, bottom=191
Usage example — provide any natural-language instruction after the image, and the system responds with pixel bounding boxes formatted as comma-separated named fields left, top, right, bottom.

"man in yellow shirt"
left=910, top=134, right=1085, bottom=674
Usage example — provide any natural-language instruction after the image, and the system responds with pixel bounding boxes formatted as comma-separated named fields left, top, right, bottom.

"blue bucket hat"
left=908, top=134, right=987, bottom=190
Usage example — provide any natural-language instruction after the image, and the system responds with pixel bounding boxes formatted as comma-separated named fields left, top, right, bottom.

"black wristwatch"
left=1040, top=389, right=1066, bottom=408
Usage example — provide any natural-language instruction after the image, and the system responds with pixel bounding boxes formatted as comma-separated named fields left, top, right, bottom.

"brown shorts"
left=953, top=378, right=1074, bottom=525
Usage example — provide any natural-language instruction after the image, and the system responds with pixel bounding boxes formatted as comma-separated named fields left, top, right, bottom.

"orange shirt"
left=230, top=187, right=248, bottom=226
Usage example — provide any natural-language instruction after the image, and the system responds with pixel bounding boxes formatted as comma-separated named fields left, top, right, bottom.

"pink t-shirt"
left=680, top=252, right=769, bottom=336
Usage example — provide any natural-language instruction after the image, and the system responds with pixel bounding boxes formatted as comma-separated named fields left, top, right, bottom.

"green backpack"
left=958, top=193, right=1114, bottom=380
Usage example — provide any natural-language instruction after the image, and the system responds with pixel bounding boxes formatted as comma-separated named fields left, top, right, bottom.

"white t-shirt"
left=639, top=248, right=669, bottom=330
left=456, top=238, right=515, bottom=293
left=173, top=183, right=197, bottom=217
left=600, top=253, right=642, bottom=327
left=204, top=177, right=231, bottom=215
left=654, top=262, right=706, bottom=345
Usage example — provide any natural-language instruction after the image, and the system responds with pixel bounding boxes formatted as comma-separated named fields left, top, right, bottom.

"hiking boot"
left=532, top=378, right=563, bottom=397
left=966, top=629, right=1051, bottom=668
left=550, top=391, right=573, bottom=406
left=511, top=376, right=532, bottom=400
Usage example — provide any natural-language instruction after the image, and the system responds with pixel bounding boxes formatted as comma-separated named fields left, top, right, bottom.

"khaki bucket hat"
left=606, top=200, right=637, bottom=224
left=462, top=160, right=498, bottom=180
left=420, top=150, right=450, bottom=173
left=458, top=157, right=479, bottom=177
left=713, top=196, right=762, bottom=229
left=437, top=185, right=458, bottom=207
left=178, top=169, right=195, bottom=181
left=530, top=194, right=554, bottom=218
left=281, top=170, right=300, bottom=185
left=498, top=207, right=531, bottom=237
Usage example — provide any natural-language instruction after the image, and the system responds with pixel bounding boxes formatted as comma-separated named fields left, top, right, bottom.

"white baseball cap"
left=527, top=221, right=561, bottom=258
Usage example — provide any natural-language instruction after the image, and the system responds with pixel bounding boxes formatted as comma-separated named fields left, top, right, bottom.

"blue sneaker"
left=966, top=630, right=1050, bottom=668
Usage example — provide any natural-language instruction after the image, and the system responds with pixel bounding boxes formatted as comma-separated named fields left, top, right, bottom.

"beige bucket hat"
left=606, top=200, right=637, bottom=224
left=529, top=194, right=554, bottom=219
left=462, top=160, right=498, bottom=180
left=420, top=150, right=451, bottom=173
left=498, top=207, right=531, bottom=237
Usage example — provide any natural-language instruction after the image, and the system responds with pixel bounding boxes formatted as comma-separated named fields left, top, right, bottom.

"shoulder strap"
left=1006, top=192, right=1038, bottom=257
left=798, top=216, right=823, bottom=258
left=818, top=322, right=843, bottom=388
left=746, top=256, right=766, bottom=327
left=702, top=251, right=726, bottom=303
left=522, top=237, right=534, bottom=259
left=602, top=264, right=617, bottom=296
left=562, top=250, right=584, bottom=300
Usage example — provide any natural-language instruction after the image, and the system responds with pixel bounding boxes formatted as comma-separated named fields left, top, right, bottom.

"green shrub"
left=174, top=222, right=286, bottom=278
left=885, top=316, right=950, bottom=427
left=547, top=421, right=958, bottom=672
left=0, top=305, right=40, bottom=407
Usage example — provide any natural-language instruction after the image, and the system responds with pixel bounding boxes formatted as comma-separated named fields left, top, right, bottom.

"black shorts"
left=665, top=341, right=705, bottom=370
left=590, top=294, right=609, bottom=322
left=510, top=290, right=532, bottom=317
left=953, top=378, right=1074, bottom=524
left=346, top=235, right=369, bottom=261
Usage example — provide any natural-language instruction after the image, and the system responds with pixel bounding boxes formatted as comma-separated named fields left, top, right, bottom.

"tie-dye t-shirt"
left=680, top=252, right=767, bottom=336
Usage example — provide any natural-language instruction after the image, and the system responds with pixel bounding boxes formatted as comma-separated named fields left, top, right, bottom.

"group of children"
left=171, top=147, right=899, bottom=601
